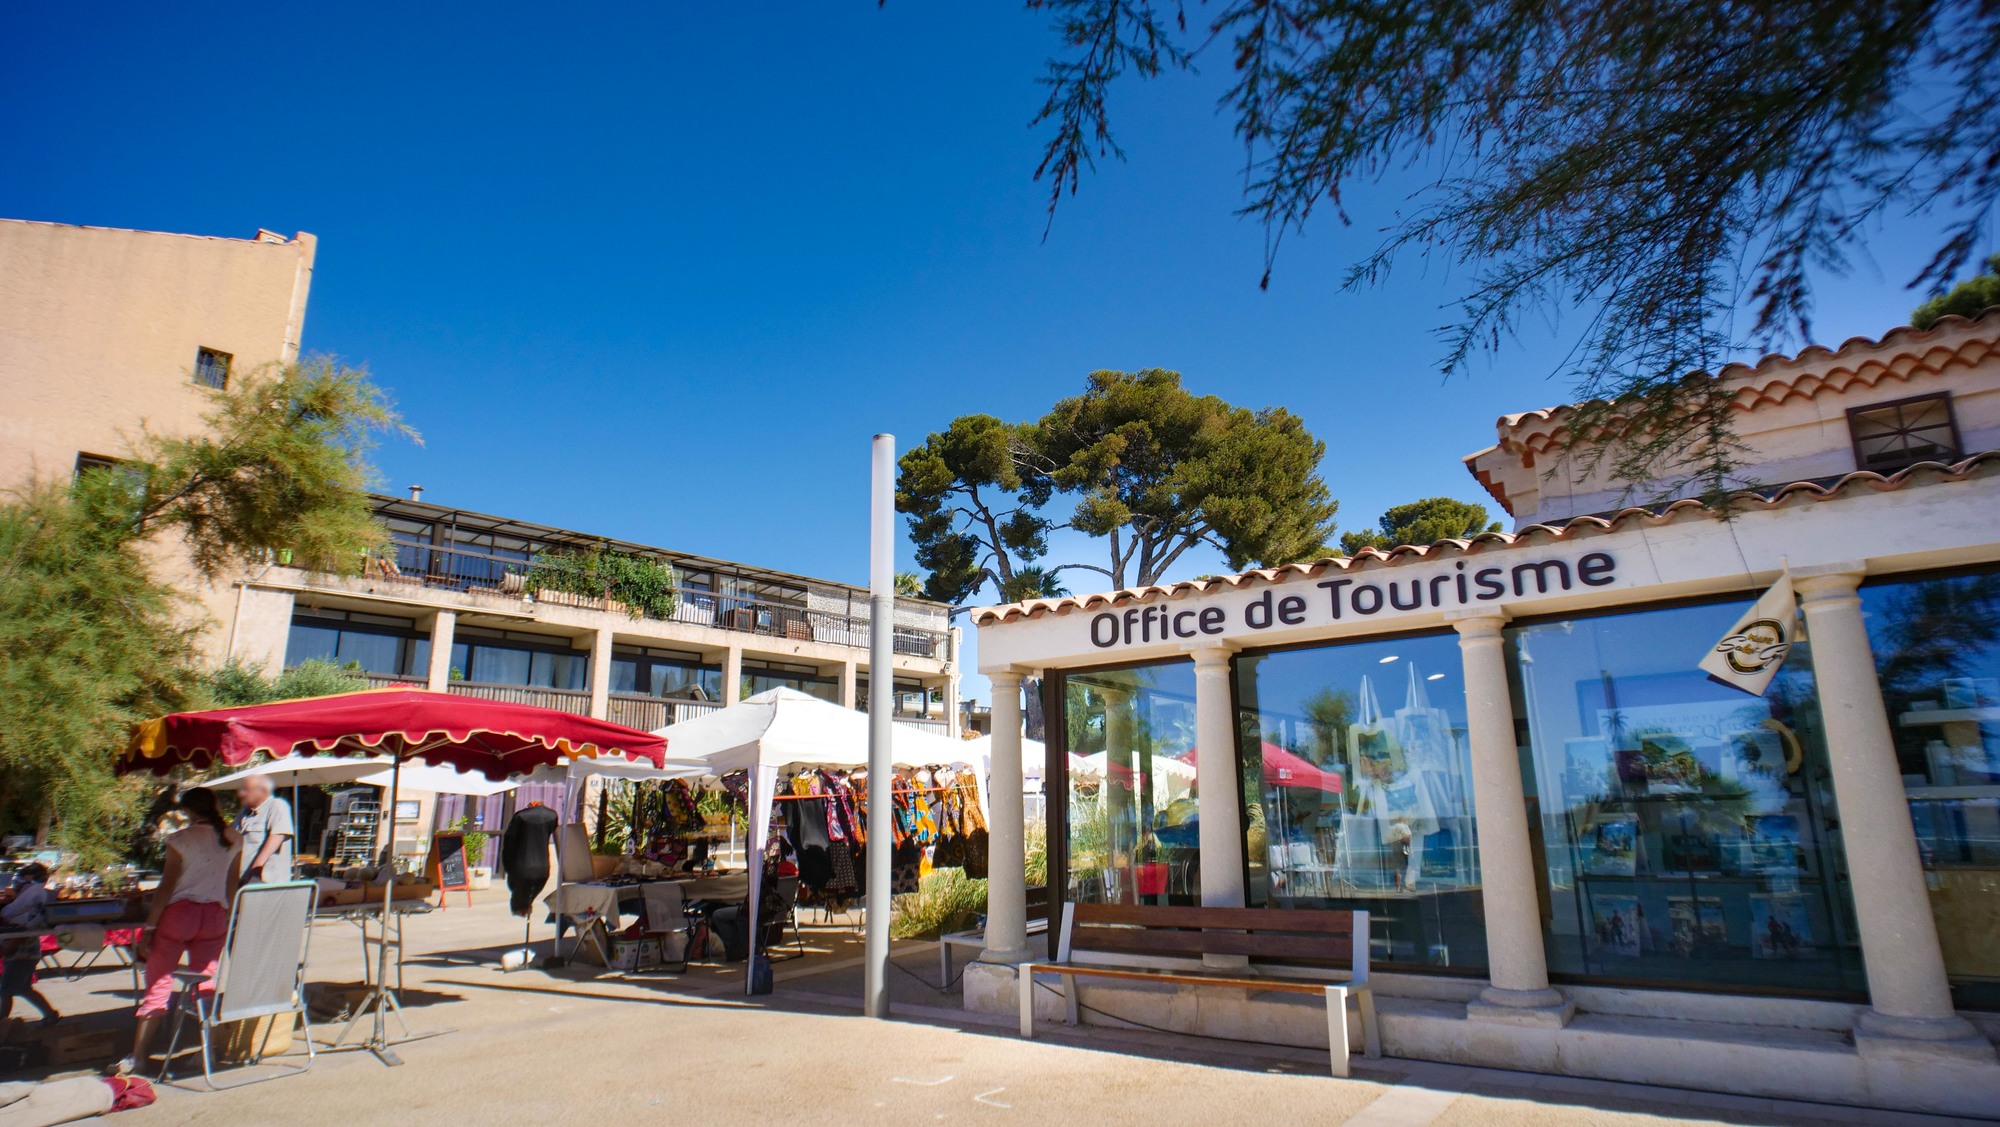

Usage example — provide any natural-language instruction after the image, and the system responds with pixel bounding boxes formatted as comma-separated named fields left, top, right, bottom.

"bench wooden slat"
left=1072, top=925, right=1352, bottom=963
left=1073, top=903, right=1358, bottom=935
left=1022, top=962, right=1331, bottom=994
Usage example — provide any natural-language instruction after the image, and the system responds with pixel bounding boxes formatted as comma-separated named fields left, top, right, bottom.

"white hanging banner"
left=1699, top=573, right=1798, bottom=696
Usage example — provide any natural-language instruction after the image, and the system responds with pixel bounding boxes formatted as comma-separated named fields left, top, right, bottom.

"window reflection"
left=1859, top=569, right=2000, bottom=1010
left=1507, top=599, right=1865, bottom=996
left=1062, top=661, right=1198, bottom=905
left=1235, top=634, right=1484, bottom=970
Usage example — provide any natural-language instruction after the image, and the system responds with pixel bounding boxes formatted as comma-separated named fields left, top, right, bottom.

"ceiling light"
left=1377, top=655, right=1399, bottom=664
left=1427, top=673, right=1446, bottom=681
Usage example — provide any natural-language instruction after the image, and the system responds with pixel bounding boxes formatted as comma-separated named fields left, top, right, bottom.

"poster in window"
left=1667, top=895, right=1726, bottom=957
left=1751, top=893, right=1813, bottom=959
left=1742, top=814, right=1801, bottom=876
left=1582, top=813, right=1639, bottom=877
left=1591, top=895, right=1643, bottom=957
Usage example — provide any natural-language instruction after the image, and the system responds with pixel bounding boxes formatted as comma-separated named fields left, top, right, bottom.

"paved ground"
left=4, top=890, right=1989, bottom=1127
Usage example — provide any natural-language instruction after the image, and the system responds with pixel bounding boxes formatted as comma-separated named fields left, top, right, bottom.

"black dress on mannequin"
left=503, top=804, right=559, bottom=916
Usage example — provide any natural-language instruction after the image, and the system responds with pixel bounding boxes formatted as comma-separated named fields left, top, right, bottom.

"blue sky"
left=1, top=3, right=1974, bottom=702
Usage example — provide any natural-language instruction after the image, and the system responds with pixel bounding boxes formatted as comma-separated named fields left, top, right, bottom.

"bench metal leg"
left=1324, top=985, right=1351, bottom=1078
left=1017, top=965, right=1036, bottom=1038
left=940, top=942, right=953, bottom=989
left=1061, top=973, right=1079, bottom=1027
left=1357, top=986, right=1381, bottom=1059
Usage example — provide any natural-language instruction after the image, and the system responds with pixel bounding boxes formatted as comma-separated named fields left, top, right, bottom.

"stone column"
left=943, top=671, right=962, bottom=738
left=840, top=660, right=859, bottom=710
left=426, top=610, right=457, bottom=692
left=1794, top=570, right=1990, bottom=1056
left=980, top=670, right=1031, bottom=963
left=1191, top=645, right=1248, bottom=969
left=722, top=647, right=743, bottom=707
left=1191, top=646, right=1247, bottom=910
left=587, top=626, right=614, bottom=720
left=1451, top=611, right=1573, bottom=1026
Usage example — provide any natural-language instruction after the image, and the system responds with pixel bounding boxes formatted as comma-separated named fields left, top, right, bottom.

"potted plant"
left=448, top=816, right=493, bottom=890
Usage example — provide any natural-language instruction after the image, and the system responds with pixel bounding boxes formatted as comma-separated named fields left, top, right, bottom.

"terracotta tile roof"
left=969, top=451, right=2000, bottom=626
left=1492, top=308, right=2000, bottom=462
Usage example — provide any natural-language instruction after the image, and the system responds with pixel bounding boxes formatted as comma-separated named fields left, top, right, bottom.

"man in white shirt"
left=235, top=776, right=296, bottom=884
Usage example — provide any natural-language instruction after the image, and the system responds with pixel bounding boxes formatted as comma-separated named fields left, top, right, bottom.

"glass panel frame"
left=1506, top=593, right=1867, bottom=999
left=1234, top=629, right=1486, bottom=973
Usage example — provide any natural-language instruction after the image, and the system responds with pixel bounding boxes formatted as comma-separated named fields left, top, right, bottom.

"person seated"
left=0, top=864, right=60, bottom=1027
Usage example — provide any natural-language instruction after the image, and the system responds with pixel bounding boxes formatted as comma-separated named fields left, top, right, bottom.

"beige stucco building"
left=0, top=218, right=319, bottom=653
left=1, top=217, right=962, bottom=863
left=967, top=311, right=2000, bottom=1116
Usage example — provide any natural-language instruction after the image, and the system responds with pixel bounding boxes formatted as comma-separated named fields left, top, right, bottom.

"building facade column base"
left=1853, top=1010, right=1997, bottom=1064
left=1467, top=985, right=1575, bottom=1028
left=977, top=946, right=1036, bottom=967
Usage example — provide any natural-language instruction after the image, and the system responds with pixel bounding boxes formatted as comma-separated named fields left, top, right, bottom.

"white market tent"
left=199, top=754, right=520, bottom=797
left=651, top=686, right=968, bottom=773
left=649, top=687, right=979, bottom=990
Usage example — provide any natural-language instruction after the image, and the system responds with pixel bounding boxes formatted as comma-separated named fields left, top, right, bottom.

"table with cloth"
left=543, top=873, right=748, bottom=967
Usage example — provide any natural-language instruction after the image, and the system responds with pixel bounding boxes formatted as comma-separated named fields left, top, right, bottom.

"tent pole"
left=863, top=433, right=895, bottom=1019
left=370, top=753, right=403, bottom=1064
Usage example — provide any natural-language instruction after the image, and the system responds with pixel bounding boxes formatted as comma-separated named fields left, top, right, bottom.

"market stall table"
left=543, top=872, right=750, bottom=965
left=315, top=899, right=434, bottom=990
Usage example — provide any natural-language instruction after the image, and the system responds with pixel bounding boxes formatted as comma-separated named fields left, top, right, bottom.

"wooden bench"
left=1016, top=903, right=1379, bottom=1076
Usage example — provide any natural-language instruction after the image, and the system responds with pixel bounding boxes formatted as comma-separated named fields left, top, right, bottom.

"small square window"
left=193, top=347, right=232, bottom=390
left=74, top=452, right=121, bottom=478
left=1847, top=393, right=1961, bottom=473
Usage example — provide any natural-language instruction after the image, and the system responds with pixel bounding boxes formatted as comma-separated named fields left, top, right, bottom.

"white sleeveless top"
left=166, top=825, right=242, bottom=906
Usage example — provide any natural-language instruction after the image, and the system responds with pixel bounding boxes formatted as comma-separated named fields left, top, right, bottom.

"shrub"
left=890, top=868, right=988, bottom=940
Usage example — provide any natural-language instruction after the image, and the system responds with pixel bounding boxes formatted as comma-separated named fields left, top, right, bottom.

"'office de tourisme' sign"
left=1084, top=551, right=1621, bottom=650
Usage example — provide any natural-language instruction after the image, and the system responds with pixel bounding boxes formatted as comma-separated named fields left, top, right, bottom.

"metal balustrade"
left=342, top=540, right=947, bottom=660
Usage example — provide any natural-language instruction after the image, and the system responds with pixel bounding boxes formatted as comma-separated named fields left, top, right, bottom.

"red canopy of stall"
left=118, top=688, right=667, bottom=778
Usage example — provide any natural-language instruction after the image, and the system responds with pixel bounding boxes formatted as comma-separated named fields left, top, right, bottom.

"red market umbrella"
left=1258, top=742, right=1342, bottom=793
left=120, top=688, right=668, bottom=1065
left=120, top=688, right=666, bottom=779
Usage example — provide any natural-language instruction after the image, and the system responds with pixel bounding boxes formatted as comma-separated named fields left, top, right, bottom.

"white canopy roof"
left=961, top=735, right=1050, bottom=779
left=197, top=755, right=520, bottom=797
left=653, top=687, right=972, bottom=773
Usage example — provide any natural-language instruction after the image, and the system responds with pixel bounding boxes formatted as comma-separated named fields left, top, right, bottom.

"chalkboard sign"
left=430, top=832, right=471, bottom=908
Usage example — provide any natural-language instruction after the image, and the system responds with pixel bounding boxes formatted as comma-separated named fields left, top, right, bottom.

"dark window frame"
left=193, top=347, right=233, bottom=390
left=1845, top=391, right=1962, bottom=474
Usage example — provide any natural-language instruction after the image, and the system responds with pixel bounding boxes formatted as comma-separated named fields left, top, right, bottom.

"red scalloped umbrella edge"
left=118, top=687, right=667, bottom=780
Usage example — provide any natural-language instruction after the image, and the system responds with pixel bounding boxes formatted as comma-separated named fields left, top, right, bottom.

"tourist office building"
left=964, top=311, right=2000, bottom=1116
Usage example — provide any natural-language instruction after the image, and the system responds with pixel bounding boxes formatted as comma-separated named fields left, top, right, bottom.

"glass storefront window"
left=1858, top=569, right=2000, bottom=1010
left=612, top=655, right=723, bottom=701
left=1061, top=661, right=1198, bottom=905
left=284, top=621, right=427, bottom=678
left=1507, top=598, right=1866, bottom=996
left=451, top=641, right=588, bottom=690
left=1235, top=634, right=1484, bottom=971
left=742, top=672, right=839, bottom=703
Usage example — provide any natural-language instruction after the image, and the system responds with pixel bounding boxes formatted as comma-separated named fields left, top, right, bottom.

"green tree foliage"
left=1912, top=254, right=2000, bottom=330
left=1022, top=0, right=2000, bottom=498
left=896, top=414, right=1058, bottom=604
left=1337, top=498, right=1503, bottom=556
left=524, top=549, right=679, bottom=619
left=0, top=359, right=409, bottom=867
left=1033, top=370, right=1337, bottom=590
left=200, top=657, right=371, bottom=707
left=899, top=370, right=1336, bottom=603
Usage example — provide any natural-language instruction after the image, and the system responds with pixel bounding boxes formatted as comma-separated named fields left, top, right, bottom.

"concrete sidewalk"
left=5, top=890, right=1988, bottom=1127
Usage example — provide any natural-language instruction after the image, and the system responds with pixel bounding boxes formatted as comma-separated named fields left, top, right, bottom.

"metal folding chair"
left=159, top=881, right=319, bottom=1090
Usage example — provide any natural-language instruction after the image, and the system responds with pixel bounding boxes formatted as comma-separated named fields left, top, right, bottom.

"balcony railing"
left=897, top=718, right=952, bottom=736
left=606, top=694, right=723, bottom=732
left=445, top=681, right=592, bottom=715
left=360, top=672, right=425, bottom=691
left=349, top=541, right=949, bottom=660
